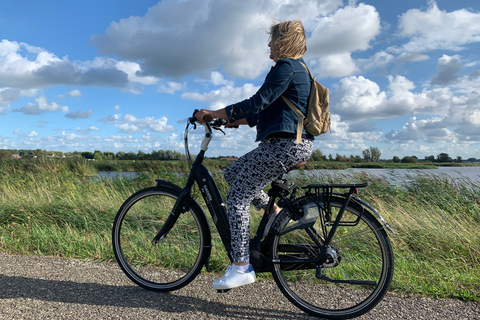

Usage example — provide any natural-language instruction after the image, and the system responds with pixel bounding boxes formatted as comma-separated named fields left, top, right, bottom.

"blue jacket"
left=224, top=58, right=313, bottom=141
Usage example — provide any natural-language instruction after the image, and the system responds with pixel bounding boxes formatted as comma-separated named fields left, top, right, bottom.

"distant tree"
left=437, top=153, right=452, bottom=163
left=328, top=154, right=334, bottom=161
left=137, top=150, right=147, bottom=160
left=104, top=151, right=115, bottom=160
left=81, top=151, right=94, bottom=159
left=362, top=147, right=381, bottom=162
left=401, top=156, right=418, bottom=163
left=124, top=151, right=137, bottom=160
left=116, top=151, right=125, bottom=160
left=392, top=156, right=400, bottom=163
left=424, top=155, right=435, bottom=162
left=310, top=149, right=326, bottom=161
left=93, top=150, right=104, bottom=161
left=455, top=156, right=462, bottom=163
left=335, top=154, right=346, bottom=162
left=34, top=149, right=45, bottom=157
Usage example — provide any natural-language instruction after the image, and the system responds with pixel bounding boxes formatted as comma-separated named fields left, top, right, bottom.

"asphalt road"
left=0, top=253, right=478, bottom=319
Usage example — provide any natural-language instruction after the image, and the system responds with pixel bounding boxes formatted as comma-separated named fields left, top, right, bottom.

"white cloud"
left=59, top=89, right=82, bottom=99
left=182, top=83, right=259, bottom=109
left=315, top=53, right=359, bottom=78
left=431, top=54, right=462, bottom=86
left=88, top=126, right=100, bottom=131
left=101, top=113, right=175, bottom=133
left=27, top=131, right=38, bottom=138
left=12, top=94, right=69, bottom=115
left=65, top=109, right=93, bottom=119
left=307, top=3, right=381, bottom=56
left=305, top=3, right=381, bottom=77
left=158, top=81, right=185, bottom=94
left=331, top=75, right=457, bottom=122
left=397, top=52, right=430, bottom=62
left=397, top=1, right=480, bottom=53
left=116, top=61, right=159, bottom=85
left=0, top=40, right=142, bottom=90
left=91, top=0, right=344, bottom=80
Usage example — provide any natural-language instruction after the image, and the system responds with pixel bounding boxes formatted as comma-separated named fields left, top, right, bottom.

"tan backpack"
left=281, top=62, right=331, bottom=143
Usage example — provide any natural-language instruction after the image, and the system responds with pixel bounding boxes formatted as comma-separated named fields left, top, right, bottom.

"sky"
left=1, top=0, right=479, bottom=159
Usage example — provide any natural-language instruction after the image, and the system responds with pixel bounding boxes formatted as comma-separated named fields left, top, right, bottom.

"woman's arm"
left=195, top=108, right=248, bottom=128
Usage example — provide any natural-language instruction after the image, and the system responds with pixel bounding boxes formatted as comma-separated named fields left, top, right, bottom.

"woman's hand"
left=195, top=109, right=213, bottom=123
left=195, top=108, right=229, bottom=123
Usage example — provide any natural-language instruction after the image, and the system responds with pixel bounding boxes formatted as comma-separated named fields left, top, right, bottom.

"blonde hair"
left=269, top=20, right=307, bottom=61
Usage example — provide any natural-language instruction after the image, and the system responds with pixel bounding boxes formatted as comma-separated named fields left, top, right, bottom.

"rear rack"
left=301, top=182, right=369, bottom=193
left=300, top=182, right=370, bottom=229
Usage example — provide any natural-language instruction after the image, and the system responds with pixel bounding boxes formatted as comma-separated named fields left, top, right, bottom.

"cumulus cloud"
left=27, top=131, right=38, bottom=138
left=306, top=3, right=381, bottom=77
left=12, top=94, right=69, bottom=115
left=88, top=126, right=100, bottom=131
left=307, top=3, right=381, bottom=56
left=331, top=75, right=455, bottom=122
left=397, top=1, right=480, bottom=53
left=182, top=82, right=259, bottom=109
left=100, top=113, right=175, bottom=133
left=0, top=40, right=130, bottom=89
left=91, top=0, right=345, bottom=80
left=65, top=109, right=93, bottom=119
left=158, top=81, right=185, bottom=94
left=431, top=54, right=462, bottom=86
left=59, top=89, right=82, bottom=99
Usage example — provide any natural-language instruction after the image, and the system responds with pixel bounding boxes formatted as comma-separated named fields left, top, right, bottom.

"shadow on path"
left=0, top=274, right=313, bottom=319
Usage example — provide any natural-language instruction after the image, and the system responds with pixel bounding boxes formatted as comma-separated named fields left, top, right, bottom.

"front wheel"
left=269, top=196, right=394, bottom=319
left=112, top=185, right=210, bottom=291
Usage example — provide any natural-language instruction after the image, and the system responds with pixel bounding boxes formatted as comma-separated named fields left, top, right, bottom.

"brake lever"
left=213, top=127, right=226, bottom=135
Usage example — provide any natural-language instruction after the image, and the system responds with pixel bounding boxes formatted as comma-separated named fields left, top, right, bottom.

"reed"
left=0, top=159, right=478, bottom=301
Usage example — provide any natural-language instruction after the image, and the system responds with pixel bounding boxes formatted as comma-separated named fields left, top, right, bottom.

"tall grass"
left=0, top=159, right=478, bottom=301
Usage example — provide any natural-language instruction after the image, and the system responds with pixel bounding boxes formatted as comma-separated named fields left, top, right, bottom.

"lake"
left=299, top=166, right=480, bottom=185
left=99, top=166, right=480, bottom=185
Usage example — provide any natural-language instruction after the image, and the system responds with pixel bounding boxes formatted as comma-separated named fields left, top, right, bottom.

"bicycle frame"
left=152, top=120, right=234, bottom=263
left=152, top=115, right=394, bottom=274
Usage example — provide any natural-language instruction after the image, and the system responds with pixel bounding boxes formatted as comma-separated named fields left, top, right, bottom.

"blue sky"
left=1, top=0, right=479, bottom=159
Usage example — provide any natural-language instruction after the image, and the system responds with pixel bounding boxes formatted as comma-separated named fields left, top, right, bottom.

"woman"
left=196, top=20, right=314, bottom=290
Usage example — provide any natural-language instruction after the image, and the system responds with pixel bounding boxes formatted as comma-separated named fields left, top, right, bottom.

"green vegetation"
left=0, top=158, right=478, bottom=301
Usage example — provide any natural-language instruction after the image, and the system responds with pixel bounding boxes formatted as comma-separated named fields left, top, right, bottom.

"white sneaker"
left=212, top=264, right=256, bottom=290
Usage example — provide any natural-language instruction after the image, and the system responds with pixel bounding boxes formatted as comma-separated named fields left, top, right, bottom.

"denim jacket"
left=224, top=58, right=313, bottom=142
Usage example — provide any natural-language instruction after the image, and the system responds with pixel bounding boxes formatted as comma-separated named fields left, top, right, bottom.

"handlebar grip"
left=203, top=115, right=213, bottom=122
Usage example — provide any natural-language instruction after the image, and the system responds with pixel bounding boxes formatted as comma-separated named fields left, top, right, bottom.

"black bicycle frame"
left=152, top=122, right=234, bottom=262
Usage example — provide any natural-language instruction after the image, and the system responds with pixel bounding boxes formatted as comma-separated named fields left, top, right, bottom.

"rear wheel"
left=269, top=196, right=394, bottom=319
left=112, top=186, right=210, bottom=291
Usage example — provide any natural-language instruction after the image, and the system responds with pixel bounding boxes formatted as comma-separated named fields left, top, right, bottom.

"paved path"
left=0, top=253, right=478, bottom=319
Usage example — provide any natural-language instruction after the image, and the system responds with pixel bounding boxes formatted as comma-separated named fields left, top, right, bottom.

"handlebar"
left=190, top=109, right=228, bottom=128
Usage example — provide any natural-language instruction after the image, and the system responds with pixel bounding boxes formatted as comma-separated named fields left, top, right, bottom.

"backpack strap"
left=281, top=95, right=304, bottom=143
left=280, top=61, right=312, bottom=144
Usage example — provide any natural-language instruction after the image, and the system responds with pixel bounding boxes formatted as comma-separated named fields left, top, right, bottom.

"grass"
left=0, top=158, right=479, bottom=301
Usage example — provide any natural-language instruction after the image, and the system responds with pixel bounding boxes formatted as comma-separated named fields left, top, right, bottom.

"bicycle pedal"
left=216, top=289, right=231, bottom=293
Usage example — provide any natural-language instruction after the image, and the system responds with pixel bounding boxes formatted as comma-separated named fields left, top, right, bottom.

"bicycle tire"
left=112, top=184, right=210, bottom=292
left=269, top=195, right=394, bottom=319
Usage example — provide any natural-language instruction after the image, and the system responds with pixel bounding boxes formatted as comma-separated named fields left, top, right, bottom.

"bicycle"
left=112, top=110, right=395, bottom=319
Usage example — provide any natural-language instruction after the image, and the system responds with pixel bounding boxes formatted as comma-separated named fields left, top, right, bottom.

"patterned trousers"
left=223, top=137, right=313, bottom=263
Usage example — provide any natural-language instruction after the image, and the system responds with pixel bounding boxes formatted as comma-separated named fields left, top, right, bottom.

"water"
left=300, top=166, right=480, bottom=185
left=98, top=166, right=480, bottom=185
left=98, top=171, right=139, bottom=179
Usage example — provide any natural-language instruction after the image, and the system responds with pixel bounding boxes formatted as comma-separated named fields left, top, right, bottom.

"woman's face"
left=268, top=39, right=277, bottom=61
